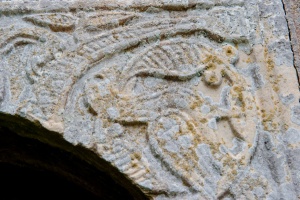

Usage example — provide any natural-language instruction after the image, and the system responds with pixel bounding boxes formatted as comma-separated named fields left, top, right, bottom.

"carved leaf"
left=23, top=14, right=76, bottom=32
left=120, top=41, right=208, bottom=92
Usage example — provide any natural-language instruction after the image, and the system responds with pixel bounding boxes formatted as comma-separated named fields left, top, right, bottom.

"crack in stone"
left=281, top=0, right=300, bottom=89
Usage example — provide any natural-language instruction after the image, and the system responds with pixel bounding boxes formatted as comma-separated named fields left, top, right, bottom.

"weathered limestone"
left=283, top=0, right=300, bottom=82
left=0, top=0, right=299, bottom=199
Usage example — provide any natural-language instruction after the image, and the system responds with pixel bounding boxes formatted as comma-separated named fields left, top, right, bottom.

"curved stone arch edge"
left=0, top=112, right=149, bottom=200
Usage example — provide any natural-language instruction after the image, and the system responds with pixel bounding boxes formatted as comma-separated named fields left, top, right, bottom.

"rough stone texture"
left=0, top=0, right=299, bottom=199
left=283, top=0, right=300, bottom=82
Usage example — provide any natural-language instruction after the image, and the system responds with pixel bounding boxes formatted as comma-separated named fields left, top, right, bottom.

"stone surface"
left=0, top=0, right=299, bottom=199
left=283, top=0, right=300, bottom=82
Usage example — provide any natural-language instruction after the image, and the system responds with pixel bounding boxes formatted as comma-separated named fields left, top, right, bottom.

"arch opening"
left=0, top=114, right=148, bottom=200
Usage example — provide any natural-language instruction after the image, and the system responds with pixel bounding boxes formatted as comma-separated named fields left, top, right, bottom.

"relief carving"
left=0, top=0, right=299, bottom=199
left=65, top=37, right=258, bottom=197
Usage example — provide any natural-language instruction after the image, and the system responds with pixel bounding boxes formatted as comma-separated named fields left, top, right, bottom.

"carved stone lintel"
left=0, top=0, right=299, bottom=199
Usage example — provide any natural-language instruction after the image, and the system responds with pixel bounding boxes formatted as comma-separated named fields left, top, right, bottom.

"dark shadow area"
left=0, top=114, right=149, bottom=200
left=0, top=163, right=100, bottom=200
